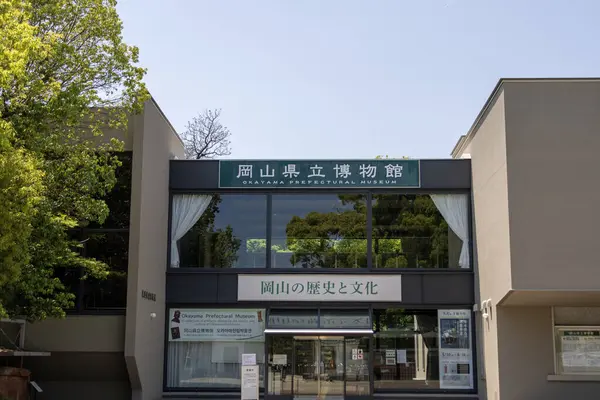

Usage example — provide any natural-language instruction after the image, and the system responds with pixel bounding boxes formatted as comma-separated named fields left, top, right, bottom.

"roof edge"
left=450, top=77, right=600, bottom=158
left=148, top=95, right=185, bottom=148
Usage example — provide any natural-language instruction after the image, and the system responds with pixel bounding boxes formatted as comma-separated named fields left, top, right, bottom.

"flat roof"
left=451, top=77, right=600, bottom=158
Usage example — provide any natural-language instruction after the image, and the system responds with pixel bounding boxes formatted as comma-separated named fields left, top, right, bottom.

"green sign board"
left=219, top=159, right=420, bottom=188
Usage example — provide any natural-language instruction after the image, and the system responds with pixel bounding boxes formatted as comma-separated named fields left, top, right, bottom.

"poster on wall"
left=559, top=329, right=600, bottom=372
left=438, top=309, right=473, bottom=389
left=168, top=308, right=265, bottom=342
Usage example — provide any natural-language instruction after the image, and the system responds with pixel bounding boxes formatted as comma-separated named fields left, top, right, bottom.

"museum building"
left=165, top=158, right=475, bottom=399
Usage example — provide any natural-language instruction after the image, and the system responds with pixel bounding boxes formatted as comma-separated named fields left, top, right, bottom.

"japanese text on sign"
left=238, top=274, right=402, bottom=302
left=219, top=160, right=420, bottom=188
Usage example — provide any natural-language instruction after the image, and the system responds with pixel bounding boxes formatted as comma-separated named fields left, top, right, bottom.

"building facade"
left=3, top=79, right=600, bottom=400
left=165, top=158, right=475, bottom=400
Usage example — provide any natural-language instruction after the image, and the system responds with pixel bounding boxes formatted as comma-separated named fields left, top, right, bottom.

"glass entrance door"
left=267, top=335, right=371, bottom=399
left=293, top=337, right=344, bottom=400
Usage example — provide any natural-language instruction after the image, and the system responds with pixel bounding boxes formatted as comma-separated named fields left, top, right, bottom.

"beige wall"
left=465, top=79, right=600, bottom=400
left=496, top=306, right=600, bottom=400
left=24, top=315, right=125, bottom=352
left=503, top=81, right=600, bottom=292
left=125, top=98, right=185, bottom=400
left=469, top=91, right=511, bottom=400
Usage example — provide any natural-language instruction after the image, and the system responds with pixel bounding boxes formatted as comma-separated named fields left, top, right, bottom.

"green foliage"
left=0, top=0, right=147, bottom=320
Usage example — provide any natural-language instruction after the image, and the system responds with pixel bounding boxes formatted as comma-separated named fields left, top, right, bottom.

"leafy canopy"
left=0, top=0, right=147, bottom=320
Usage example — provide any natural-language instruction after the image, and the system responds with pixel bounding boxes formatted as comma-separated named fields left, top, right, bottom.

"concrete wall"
left=468, top=91, right=511, bottom=400
left=125, top=98, right=185, bottom=400
left=504, top=81, right=600, bottom=291
left=24, top=315, right=125, bottom=352
left=496, top=306, right=600, bottom=400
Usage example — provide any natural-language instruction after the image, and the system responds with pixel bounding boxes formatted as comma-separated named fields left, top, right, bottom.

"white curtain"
left=430, top=194, right=470, bottom=268
left=171, top=194, right=212, bottom=268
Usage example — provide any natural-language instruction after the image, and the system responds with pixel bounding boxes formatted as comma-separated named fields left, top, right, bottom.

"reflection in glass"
left=268, top=309, right=319, bottom=329
left=372, top=194, right=465, bottom=268
left=83, top=232, right=129, bottom=309
left=167, top=340, right=265, bottom=388
left=320, top=310, right=371, bottom=329
left=178, top=194, right=267, bottom=268
left=346, top=337, right=370, bottom=396
left=271, top=194, right=368, bottom=268
left=373, top=308, right=440, bottom=390
left=268, top=336, right=293, bottom=395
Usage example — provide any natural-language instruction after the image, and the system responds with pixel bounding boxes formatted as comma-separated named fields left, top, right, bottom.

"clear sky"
left=116, top=0, right=600, bottom=159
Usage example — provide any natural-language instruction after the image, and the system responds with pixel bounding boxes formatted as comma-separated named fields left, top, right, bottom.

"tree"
left=0, top=0, right=147, bottom=320
left=181, top=109, right=232, bottom=159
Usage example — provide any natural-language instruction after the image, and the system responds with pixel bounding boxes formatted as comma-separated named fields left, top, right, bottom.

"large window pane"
left=82, top=231, right=129, bottom=309
left=372, top=194, right=468, bottom=269
left=177, top=194, right=267, bottom=268
left=346, top=336, right=370, bottom=396
left=373, top=309, right=439, bottom=390
left=271, top=194, right=367, bottom=269
left=267, top=336, right=293, bottom=395
left=166, top=308, right=265, bottom=389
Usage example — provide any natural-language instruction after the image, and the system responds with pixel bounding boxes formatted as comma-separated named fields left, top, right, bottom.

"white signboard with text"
left=438, top=309, right=473, bottom=389
left=169, top=308, right=265, bottom=342
left=559, top=328, right=600, bottom=372
left=241, top=365, right=259, bottom=400
left=238, top=274, right=401, bottom=302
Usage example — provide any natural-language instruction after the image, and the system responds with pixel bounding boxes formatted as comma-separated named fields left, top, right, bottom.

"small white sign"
left=396, top=349, right=407, bottom=364
left=242, top=353, right=256, bottom=366
left=385, top=350, right=395, bottom=357
left=241, top=365, right=259, bottom=400
left=385, top=357, right=396, bottom=365
left=272, top=354, right=287, bottom=365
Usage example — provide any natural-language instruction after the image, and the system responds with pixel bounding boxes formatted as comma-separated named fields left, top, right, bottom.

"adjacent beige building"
left=453, top=78, right=600, bottom=400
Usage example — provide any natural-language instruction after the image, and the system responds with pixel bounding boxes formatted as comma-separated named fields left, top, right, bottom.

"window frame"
left=164, top=306, right=268, bottom=391
left=553, top=325, right=600, bottom=376
left=168, top=189, right=473, bottom=272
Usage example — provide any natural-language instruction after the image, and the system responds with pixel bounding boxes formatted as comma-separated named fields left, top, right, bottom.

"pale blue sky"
left=116, top=0, right=600, bottom=159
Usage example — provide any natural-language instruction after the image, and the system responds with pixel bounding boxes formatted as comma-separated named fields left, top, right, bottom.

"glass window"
left=82, top=231, right=129, bottom=309
left=346, top=336, right=370, bottom=396
left=176, top=194, right=267, bottom=268
left=267, top=336, right=293, bottom=396
left=373, top=308, right=474, bottom=391
left=555, top=327, right=600, bottom=375
left=372, top=194, right=469, bottom=269
left=268, top=309, right=318, bottom=329
left=166, top=308, right=266, bottom=389
left=320, top=309, right=370, bottom=329
left=271, top=194, right=367, bottom=269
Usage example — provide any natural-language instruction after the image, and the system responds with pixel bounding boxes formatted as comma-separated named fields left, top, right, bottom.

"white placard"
left=242, top=353, right=256, bottom=366
left=169, top=308, right=265, bottom=342
left=438, top=310, right=473, bottom=389
left=385, top=357, right=395, bottom=365
left=385, top=349, right=395, bottom=357
left=238, top=274, right=401, bottom=301
left=560, top=329, right=600, bottom=371
left=272, top=354, right=287, bottom=365
left=396, top=349, right=407, bottom=364
left=241, top=365, right=259, bottom=400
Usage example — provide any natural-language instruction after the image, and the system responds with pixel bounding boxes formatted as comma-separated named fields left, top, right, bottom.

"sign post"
left=241, top=353, right=259, bottom=400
